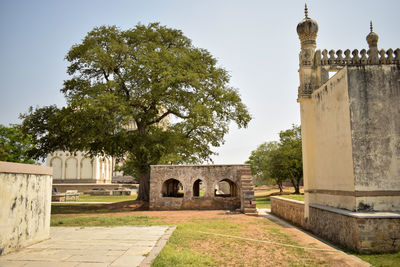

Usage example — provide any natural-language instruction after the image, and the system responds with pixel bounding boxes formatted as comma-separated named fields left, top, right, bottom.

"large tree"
left=21, top=23, right=251, bottom=201
left=0, top=124, right=35, bottom=164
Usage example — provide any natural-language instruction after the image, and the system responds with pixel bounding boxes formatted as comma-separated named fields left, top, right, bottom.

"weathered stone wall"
left=347, top=65, right=400, bottom=211
left=270, top=196, right=306, bottom=228
left=149, top=164, right=256, bottom=214
left=0, top=162, right=52, bottom=255
left=271, top=197, right=400, bottom=253
left=308, top=204, right=400, bottom=253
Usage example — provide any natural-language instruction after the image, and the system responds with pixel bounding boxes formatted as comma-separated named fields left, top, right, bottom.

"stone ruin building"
left=296, top=5, right=399, bottom=253
left=149, top=164, right=257, bottom=215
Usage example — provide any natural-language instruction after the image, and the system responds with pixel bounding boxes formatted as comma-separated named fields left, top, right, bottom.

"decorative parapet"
left=318, top=48, right=400, bottom=67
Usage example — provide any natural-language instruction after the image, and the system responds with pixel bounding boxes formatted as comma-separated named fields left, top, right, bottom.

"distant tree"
left=246, top=141, right=280, bottom=187
left=247, top=125, right=302, bottom=194
left=0, top=124, right=35, bottom=164
left=277, top=125, right=302, bottom=194
left=21, top=23, right=251, bottom=201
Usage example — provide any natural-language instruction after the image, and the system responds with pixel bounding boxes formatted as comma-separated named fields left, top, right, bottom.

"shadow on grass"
left=51, top=200, right=148, bottom=214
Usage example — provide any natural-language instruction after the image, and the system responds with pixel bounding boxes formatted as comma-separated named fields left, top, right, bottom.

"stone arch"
left=80, top=157, right=93, bottom=179
left=50, top=157, right=62, bottom=179
left=214, top=179, right=238, bottom=197
left=65, top=157, right=78, bottom=179
left=162, top=178, right=184, bottom=198
left=193, top=179, right=205, bottom=197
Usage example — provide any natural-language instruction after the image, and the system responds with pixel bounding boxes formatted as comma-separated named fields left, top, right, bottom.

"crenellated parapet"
left=317, top=48, right=400, bottom=67
left=297, top=10, right=399, bottom=99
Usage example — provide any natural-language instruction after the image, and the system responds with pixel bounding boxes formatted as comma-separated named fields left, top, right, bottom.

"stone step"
left=244, top=208, right=257, bottom=213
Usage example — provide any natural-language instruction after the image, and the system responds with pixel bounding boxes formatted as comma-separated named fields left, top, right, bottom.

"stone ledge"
left=0, top=161, right=52, bottom=176
left=270, top=196, right=305, bottom=205
left=310, top=203, right=400, bottom=219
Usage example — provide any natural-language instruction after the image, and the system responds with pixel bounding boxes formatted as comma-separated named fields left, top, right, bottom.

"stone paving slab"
left=0, top=226, right=172, bottom=267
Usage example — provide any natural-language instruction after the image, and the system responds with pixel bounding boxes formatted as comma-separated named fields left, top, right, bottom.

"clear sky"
left=1, top=0, right=399, bottom=164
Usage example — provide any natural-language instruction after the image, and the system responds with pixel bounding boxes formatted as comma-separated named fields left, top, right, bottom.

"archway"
left=162, top=178, right=184, bottom=197
left=193, top=179, right=205, bottom=197
left=214, top=179, right=238, bottom=197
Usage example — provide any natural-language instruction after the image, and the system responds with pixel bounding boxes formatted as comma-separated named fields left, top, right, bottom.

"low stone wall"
left=270, top=196, right=306, bottom=228
left=0, top=161, right=52, bottom=255
left=308, top=204, right=400, bottom=253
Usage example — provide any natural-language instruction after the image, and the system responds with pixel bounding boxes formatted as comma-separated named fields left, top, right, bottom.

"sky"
left=0, top=0, right=399, bottom=164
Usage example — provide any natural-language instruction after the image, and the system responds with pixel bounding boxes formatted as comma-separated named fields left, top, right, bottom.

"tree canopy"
left=21, top=23, right=251, bottom=201
left=247, top=125, right=302, bottom=194
left=0, top=124, right=35, bottom=164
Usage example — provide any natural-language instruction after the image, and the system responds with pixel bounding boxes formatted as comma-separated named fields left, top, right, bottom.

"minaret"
left=366, top=21, right=379, bottom=64
left=296, top=4, right=319, bottom=220
left=297, top=4, right=319, bottom=99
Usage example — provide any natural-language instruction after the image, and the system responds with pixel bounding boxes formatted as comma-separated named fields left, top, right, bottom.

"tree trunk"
left=277, top=181, right=283, bottom=193
left=137, top=171, right=150, bottom=202
left=290, top=178, right=300, bottom=194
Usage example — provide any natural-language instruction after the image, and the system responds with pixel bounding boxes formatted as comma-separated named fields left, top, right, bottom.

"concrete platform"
left=0, top=226, right=174, bottom=267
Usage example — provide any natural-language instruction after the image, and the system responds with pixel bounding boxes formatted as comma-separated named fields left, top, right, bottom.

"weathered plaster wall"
left=149, top=165, right=256, bottom=213
left=347, top=65, right=400, bottom=211
left=308, top=68, right=356, bottom=210
left=0, top=162, right=52, bottom=256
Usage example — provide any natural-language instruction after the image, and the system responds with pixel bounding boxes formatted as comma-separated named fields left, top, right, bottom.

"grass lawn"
left=279, top=194, right=305, bottom=202
left=355, top=253, right=400, bottom=267
left=76, top=194, right=137, bottom=202
left=255, top=194, right=271, bottom=209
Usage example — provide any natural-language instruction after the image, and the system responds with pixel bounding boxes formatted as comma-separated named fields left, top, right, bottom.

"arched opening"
left=50, top=157, right=62, bottom=179
left=80, top=158, right=93, bottom=179
left=214, top=179, right=238, bottom=197
left=162, top=178, right=184, bottom=198
left=65, top=157, right=78, bottom=179
left=193, top=179, right=205, bottom=197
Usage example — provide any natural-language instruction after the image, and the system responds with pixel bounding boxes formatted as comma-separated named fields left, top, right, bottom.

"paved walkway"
left=0, top=226, right=174, bottom=267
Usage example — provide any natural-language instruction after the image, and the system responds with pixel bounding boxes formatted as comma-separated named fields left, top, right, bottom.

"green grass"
left=279, top=194, right=305, bottom=202
left=355, top=253, right=400, bottom=267
left=76, top=194, right=137, bottom=202
left=255, top=194, right=271, bottom=209
left=51, top=204, right=133, bottom=214
left=51, top=215, right=164, bottom=227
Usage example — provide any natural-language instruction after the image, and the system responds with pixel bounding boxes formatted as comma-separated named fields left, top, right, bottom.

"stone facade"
left=149, top=164, right=256, bottom=214
left=0, top=161, right=52, bottom=256
left=270, top=196, right=306, bottom=228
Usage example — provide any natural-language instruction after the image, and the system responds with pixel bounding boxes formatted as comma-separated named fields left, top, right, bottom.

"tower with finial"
left=296, top=4, right=319, bottom=99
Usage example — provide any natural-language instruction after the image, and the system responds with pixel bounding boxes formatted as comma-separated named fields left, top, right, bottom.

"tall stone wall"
left=0, top=162, right=52, bottom=256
